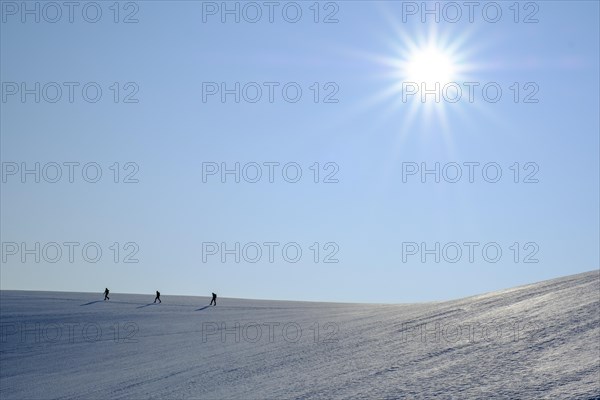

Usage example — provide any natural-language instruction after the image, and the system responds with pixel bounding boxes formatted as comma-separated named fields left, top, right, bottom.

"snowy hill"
left=1, top=271, right=599, bottom=399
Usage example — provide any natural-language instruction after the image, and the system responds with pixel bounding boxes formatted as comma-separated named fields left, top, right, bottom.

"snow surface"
left=1, top=271, right=599, bottom=399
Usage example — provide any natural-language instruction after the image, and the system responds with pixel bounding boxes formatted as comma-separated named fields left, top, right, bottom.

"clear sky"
left=1, top=1, right=598, bottom=303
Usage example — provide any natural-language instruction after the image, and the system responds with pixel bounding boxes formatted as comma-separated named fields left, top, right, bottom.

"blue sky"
left=1, top=1, right=598, bottom=302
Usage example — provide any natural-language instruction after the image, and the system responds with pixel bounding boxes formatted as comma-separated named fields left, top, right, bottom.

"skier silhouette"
left=210, top=292, right=217, bottom=306
left=154, top=290, right=161, bottom=303
left=104, top=288, right=110, bottom=301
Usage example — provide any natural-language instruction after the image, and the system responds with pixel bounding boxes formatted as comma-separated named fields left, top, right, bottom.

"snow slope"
left=1, top=271, right=599, bottom=399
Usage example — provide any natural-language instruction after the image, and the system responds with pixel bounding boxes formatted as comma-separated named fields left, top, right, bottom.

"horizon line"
left=1, top=269, right=597, bottom=305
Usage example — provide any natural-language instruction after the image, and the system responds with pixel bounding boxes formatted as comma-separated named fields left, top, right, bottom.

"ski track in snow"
left=1, top=271, right=599, bottom=399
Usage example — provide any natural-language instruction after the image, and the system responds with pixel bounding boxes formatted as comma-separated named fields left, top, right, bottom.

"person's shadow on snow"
left=195, top=306, right=211, bottom=311
left=137, top=303, right=158, bottom=309
left=80, top=300, right=103, bottom=306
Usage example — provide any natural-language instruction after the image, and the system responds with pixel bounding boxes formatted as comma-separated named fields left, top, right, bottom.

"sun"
left=350, top=25, right=477, bottom=135
left=404, top=46, right=457, bottom=86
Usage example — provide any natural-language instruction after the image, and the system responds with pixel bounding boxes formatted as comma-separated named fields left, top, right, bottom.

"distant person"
left=104, top=288, right=110, bottom=301
left=154, top=290, right=161, bottom=303
left=210, top=292, right=217, bottom=306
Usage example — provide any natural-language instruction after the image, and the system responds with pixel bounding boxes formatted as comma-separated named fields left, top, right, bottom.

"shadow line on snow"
left=80, top=300, right=104, bottom=306
left=195, top=306, right=212, bottom=311
left=137, top=303, right=159, bottom=309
